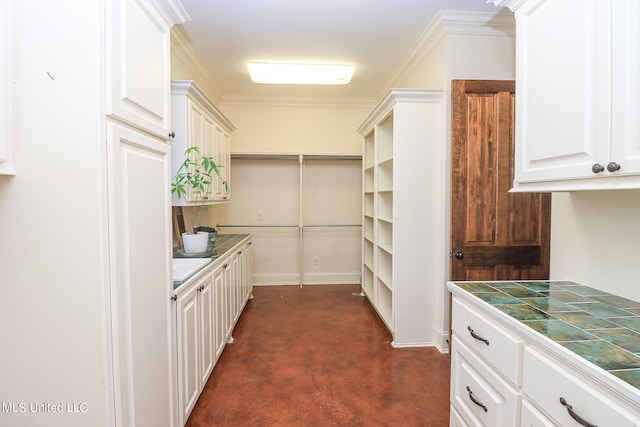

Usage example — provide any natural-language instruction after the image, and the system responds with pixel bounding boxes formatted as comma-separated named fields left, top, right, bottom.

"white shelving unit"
left=359, top=89, right=444, bottom=347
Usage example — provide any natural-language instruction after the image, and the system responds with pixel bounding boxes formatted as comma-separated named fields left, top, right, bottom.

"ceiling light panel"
left=247, top=62, right=355, bottom=85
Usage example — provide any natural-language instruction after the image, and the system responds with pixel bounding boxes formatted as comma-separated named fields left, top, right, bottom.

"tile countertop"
left=173, top=233, right=251, bottom=289
left=174, top=233, right=250, bottom=259
left=448, top=280, right=640, bottom=392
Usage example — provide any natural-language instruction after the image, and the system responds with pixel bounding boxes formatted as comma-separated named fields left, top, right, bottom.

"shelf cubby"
left=377, top=114, right=394, bottom=163
left=377, top=159, right=393, bottom=191
left=364, top=132, right=375, bottom=169
left=377, top=192, right=393, bottom=222
left=377, top=220, right=393, bottom=252
left=364, top=193, right=374, bottom=217
left=363, top=239, right=374, bottom=267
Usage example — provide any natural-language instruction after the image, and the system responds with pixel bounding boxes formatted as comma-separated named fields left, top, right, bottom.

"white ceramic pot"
left=182, top=231, right=209, bottom=253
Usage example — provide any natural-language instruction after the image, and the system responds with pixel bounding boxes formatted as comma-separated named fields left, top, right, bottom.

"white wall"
left=1, top=2, right=110, bottom=426
left=550, top=191, right=640, bottom=301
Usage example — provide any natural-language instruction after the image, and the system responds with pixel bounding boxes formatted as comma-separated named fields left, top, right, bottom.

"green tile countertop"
left=174, top=233, right=250, bottom=259
left=448, top=280, right=640, bottom=391
left=173, top=233, right=250, bottom=289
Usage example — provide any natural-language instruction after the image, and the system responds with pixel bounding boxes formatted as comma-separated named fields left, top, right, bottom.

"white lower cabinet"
left=523, top=347, right=640, bottom=427
left=175, top=273, right=211, bottom=423
left=211, top=261, right=227, bottom=360
left=172, top=235, right=253, bottom=426
left=451, top=337, right=520, bottom=426
left=448, top=287, right=640, bottom=427
left=451, top=298, right=523, bottom=386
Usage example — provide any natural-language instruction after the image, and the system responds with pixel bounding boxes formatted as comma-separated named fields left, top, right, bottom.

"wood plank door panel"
left=450, top=80, right=550, bottom=281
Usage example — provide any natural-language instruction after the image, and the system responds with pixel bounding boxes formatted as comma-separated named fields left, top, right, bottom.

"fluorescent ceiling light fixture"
left=247, top=62, right=355, bottom=85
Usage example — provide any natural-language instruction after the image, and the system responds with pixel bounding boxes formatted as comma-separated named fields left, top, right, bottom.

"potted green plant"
left=172, top=146, right=228, bottom=253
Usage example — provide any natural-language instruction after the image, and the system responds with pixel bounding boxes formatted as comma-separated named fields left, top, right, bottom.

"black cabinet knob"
left=169, top=131, right=175, bottom=139
left=607, top=161, right=621, bottom=172
left=592, top=163, right=605, bottom=174
left=455, top=251, right=464, bottom=260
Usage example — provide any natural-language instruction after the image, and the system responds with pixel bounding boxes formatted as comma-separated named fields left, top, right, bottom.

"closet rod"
left=231, top=156, right=300, bottom=161
left=217, top=224, right=361, bottom=228
left=231, top=155, right=361, bottom=161
left=217, top=224, right=299, bottom=228
left=301, top=157, right=362, bottom=161
left=304, top=224, right=361, bottom=228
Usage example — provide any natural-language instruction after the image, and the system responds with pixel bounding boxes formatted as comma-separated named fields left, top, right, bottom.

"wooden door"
left=450, top=80, right=550, bottom=281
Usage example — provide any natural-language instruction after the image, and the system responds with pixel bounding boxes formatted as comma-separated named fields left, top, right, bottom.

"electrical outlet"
left=312, top=256, right=319, bottom=265
left=257, top=211, right=264, bottom=221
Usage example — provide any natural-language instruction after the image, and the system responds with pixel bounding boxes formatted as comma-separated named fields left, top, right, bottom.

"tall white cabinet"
left=358, top=89, right=444, bottom=347
left=105, top=1, right=188, bottom=426
left=491, top=0, right=640, bottom=191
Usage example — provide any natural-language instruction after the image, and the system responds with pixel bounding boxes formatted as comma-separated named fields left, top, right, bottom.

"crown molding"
left=150, top=0, right=190, bottom=25
left=486, top=0, right=528, bottom=12
left=386, top=10, right=515, bottom=89
left=170, top=26, right=224, bottom=102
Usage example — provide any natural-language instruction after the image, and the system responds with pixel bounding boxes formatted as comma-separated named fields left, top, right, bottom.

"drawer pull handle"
left=468, top=326, right=490, bottom=345
left=466, top=386, right=487, bottom=412
left=560, top=397, right=597, bottom=427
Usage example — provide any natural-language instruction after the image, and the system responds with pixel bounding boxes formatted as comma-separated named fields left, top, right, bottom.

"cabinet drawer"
left=452, top=296, right=523, bottom=385
left=523, top=347, right=640, bottom=427
left=451, top=336, right=520, bottom=427
left=521, top=400, right=554, bottom=427
left=450, top=405, right=470, bottom=427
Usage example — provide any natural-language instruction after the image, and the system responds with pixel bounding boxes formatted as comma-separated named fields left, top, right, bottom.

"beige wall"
left=550, top=191, right=640, bottom=301
left=218, top=101, right=371, bottom=154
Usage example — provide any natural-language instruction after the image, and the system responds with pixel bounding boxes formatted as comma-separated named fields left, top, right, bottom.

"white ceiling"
left=177, top=0, right=504, bottom=101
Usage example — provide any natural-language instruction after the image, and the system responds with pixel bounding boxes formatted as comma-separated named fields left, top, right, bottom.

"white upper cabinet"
left=171, top=80, right=234, bottom=205
left=492, top=0, right=640, bottom=191
left=106, top=0, right=189, bottom=139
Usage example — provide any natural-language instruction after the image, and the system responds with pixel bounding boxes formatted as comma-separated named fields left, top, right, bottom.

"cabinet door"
left=198, top=275, right=214, bottom=387
left=175, top=282, right=199, bottom=425
left=106, top=0, right=172, bottom=138
left=514, top=0, right=609, bottom=183
left=232, top=251, right=242, bottom=323
left=212, top=263, right=226, bottom=359
left=224, top=259, right=235, bottom=341
left=244, top=242, right=253, bottom=298
left=610, top=0, right=640, bottom=175
left=214, top=125, right=231, bottom=202
left=106, top=123, right=175, bottom=426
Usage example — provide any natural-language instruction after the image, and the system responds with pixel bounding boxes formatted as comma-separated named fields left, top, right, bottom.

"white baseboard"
left=391, top=341, right=438, bottom=348
left=252, top=272, right=360, bottom=286
left=434, top=328, right=450, bottom=354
